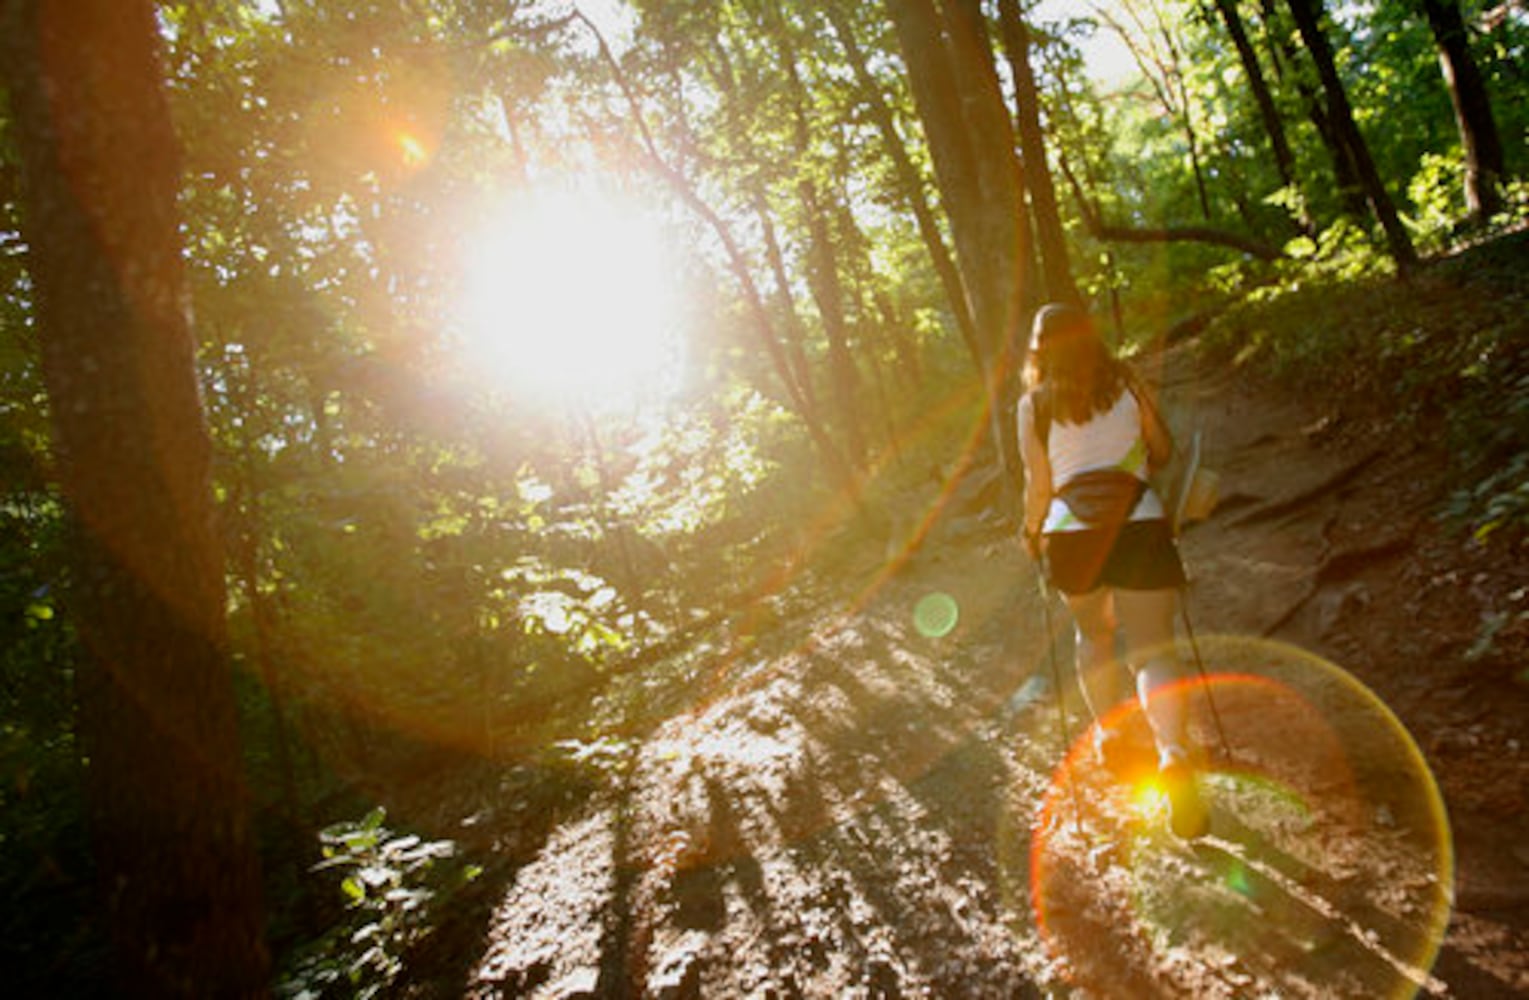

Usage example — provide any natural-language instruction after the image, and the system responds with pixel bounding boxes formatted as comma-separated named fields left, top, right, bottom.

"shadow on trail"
left=463, top=580, right=1063, bottom=995
left=459, top=535, right=1470, bottom=997
left=390, top=756, right=603, bottom=999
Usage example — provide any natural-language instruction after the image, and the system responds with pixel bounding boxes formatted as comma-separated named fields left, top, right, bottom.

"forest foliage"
left=0, top=0, right=1525, bottom=992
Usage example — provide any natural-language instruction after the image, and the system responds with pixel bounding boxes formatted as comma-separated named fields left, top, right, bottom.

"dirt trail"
left=443, top=343, right=1529, bottom=998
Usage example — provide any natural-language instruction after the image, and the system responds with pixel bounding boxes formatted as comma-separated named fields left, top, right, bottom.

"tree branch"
left=1059, top=157, right=1284, bottom=261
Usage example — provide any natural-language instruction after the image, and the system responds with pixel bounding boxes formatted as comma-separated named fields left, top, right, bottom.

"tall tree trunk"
left=826, top=181, right=906, bottom=460
left=940, top=0, right=1033, bottom=339
left=995, top=0, right=1080, bottom=304
left=1160, top=23, right=1216, bottom=221
left=801, top=190, right=867, bottom=465
left=227, top=356, right=304, bottom=851
left=887, top=0, right=1027, bottom=506
left=1420, top=0, right=1506, bottom=219
left=941, top=0, right=1032, bottom=503
left=1303, top=82, right=1369, bottom=219
left=1257, top=0, right=1369, bottom=219
left=773, top=18, right=867, bottom=465
left=1284, top=0, right=1418, bottom=268
left=874, top=289, right=923, bottom=388
left=887, top=0, right=1020, bottom=365
left=1210, top=0, right=1311, bottom=232
left=1, top=1, right=269, bottom=994
left=751, top=187, right=821, bottom=418
left=824, top=5, right=983, bottom=374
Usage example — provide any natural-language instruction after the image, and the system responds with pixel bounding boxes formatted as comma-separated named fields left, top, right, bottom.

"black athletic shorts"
left=1044, top=519, right=1187, bottom=596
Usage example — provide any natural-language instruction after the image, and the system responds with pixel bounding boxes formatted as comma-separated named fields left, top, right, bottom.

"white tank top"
left=1044, top=388, right=1165, bottom=533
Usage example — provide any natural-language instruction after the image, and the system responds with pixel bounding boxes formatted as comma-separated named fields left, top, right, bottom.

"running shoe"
left=1160, top=757, right=1209, bottom=839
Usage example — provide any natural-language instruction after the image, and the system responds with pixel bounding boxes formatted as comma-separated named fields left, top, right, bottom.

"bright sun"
left=457, top=184, right=686, bottom=409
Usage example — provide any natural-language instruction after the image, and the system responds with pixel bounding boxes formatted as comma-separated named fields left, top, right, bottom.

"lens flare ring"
left=1001, top=635, right=1453, bottom=998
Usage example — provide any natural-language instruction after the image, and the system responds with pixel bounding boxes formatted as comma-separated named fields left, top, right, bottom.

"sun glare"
left=457, top=185, right=686, bottom=410
left=397, top=130, right=430, bottom=169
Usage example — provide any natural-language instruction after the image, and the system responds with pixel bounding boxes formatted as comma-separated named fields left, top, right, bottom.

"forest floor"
left=398, top=286, right=1529, bottom=998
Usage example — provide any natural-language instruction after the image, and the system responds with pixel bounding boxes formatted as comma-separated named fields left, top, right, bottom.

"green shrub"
left=279, top=808, right=481, bottom=999
left=1203, top=231, right=1529, bottom=541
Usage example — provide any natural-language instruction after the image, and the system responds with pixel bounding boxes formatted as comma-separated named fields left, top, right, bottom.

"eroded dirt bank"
left=417, top=338, right=1529, bottom=999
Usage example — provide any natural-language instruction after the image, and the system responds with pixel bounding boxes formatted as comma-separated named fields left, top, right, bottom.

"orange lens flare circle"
left=1004, top=635, right=1452, bottom=998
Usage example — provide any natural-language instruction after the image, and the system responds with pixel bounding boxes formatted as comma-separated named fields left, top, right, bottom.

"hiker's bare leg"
left=1118, top=585, right=1208, bottom=837
left=1065, top=588, right=1124, bottom=722
left=1115, top=587, right=1189, bottom=765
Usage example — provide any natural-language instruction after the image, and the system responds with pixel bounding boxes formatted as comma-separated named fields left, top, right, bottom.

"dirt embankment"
left=414, top=336, right=1529, bottom=998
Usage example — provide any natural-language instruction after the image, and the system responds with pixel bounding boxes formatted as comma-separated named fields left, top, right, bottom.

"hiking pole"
left=1178, top=592, right=1233, bottom=764
left=1036, top=562, right=1085, bottom=834
left=1171, top=429, right=1233, bottom=764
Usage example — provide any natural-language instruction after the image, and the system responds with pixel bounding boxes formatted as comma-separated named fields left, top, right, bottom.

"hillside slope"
left=411, top=252, right=1529, bottom=998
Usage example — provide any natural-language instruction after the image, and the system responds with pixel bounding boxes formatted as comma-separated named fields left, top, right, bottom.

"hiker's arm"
left=1136, top=381, right=1173, bottom=473
left=1017, top=393, right=1050, bottom=549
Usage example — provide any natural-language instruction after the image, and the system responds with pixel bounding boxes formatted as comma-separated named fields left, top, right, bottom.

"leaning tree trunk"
left=1211, top=0, right=1311, bottom=232
left=1419, top=0, right=1505, bottom=220
left=824, top=4, right=983, bottom=375
left=751, top=187, right=822, bottom=418
left=996, top=0, right=1080, bottom=305
left=1257, top=0, right=1369, bottom=220
left=0, top=0, right=269, bottom=994
left=772, top=18, right=867, bottom=466
left=888, top=0, right=1029, bottom=509
left=887, top=0, right=1022, bottom=369
left=1285, top=0, right=1418, bottom=268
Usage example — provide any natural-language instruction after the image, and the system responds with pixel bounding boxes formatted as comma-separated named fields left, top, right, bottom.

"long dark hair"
left=1023, top=303, right=1130, bottom=425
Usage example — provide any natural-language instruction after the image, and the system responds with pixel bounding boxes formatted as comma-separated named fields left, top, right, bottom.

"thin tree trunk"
left=573, top=11, right=858, bottom=496
left=1, top=1, right=269, bottom=993
left=828, top=179, right=907, bottom=461
left=751, top=187, right=820, bottom=418
left=1308, top=84, right=1370, bottom=218
left=1256, top=0, right=1369, bottom=219
left=1096, top=6, right=1215, bottom=220
left=227, top=355, right=304, bottom=862
left=1161, top=24, right=1216, bottom=221
left=995, top=0, right=1080, bottom=304
left=1285, top=0, right=1418, bottom=266
left=802, top=187, right=867, bottom=465
left=1420, top=0, right=1506, bottom=219
left=824, top=5, right=983, bottom=374
left=1210, top=0, right=1311, bottom=231
left=889, top=0, right=1027, bottom=514
left=772, top=18, right=867, bottom=465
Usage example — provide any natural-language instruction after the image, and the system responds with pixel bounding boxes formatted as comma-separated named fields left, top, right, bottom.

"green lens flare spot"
left=914, top=592, right=960, bottom=638
left=1225, top=861, right=1253, bottom=898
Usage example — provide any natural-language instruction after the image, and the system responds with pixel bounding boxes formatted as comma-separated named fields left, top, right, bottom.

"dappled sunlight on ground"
left=437, top=340, right=1529, bottom=997
left=1023, top=638, right=1452, bottom=998
left=465, top=598, right=1062, bottom=996
left=460, top=583, right=1455, bottom=998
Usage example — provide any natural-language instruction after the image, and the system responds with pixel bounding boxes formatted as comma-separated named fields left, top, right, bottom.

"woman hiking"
left=1017, top=302, right=1208, bottom=839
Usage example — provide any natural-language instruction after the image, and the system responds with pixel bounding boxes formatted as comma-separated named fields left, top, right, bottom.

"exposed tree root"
left=1234, top=448, right=1385, bottom=527
left=1260, top=529, right=1416, bottom=636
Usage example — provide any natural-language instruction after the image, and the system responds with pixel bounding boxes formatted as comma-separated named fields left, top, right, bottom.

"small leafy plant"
left=279, top=808, right=481, bottom=999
